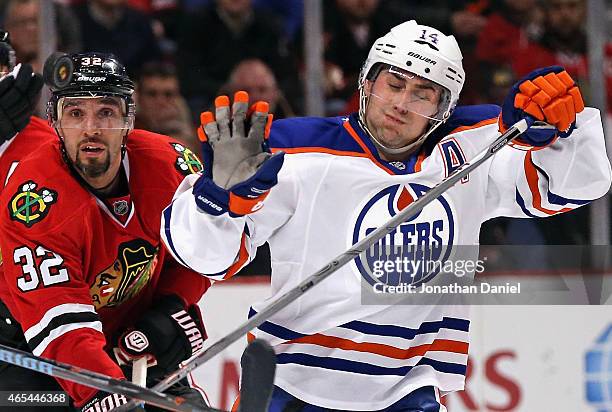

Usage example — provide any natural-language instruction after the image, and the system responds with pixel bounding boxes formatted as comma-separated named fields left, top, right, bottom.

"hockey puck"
left=43, top=52, right=73, bottom=90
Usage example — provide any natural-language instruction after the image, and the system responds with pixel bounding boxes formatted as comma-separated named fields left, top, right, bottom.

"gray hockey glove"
left=193, top=91, right=285, bottom=217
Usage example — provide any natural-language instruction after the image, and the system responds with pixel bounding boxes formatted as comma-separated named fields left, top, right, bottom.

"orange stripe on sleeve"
left=231, top=395, right=240, bottom=412
left=286, top=334, right=468, bottom=360
left=224, top=232, right=251, bottom=280
left=271, top=146, right=369, bottom=158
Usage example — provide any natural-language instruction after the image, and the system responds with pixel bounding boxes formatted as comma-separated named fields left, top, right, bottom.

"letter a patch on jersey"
left=9, top=181, right=57, bottom=227
left=439, top=138, right=469, bottom=183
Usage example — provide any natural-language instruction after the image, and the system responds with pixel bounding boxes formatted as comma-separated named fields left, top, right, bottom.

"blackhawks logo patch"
left=89, top=239, right=159, bottom=309
left=9, top=181, right=57, bottom=227
left=171, top=142, right=203, bottom=176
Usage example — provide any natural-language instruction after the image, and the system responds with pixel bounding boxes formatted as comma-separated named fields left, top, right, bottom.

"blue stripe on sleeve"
left=276, top=353, right=467, bottom=377
left=515, top=189, right=539, bottom=218
left=340, top=317, right=470, bottom=340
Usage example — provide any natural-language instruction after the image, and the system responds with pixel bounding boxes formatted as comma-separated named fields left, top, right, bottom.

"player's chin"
left=379, top=132, right=407, bottom=149
left=76, top=155, right=111, bottom=178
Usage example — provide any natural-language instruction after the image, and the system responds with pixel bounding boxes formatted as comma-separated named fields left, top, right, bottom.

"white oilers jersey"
left=161, top=106, right=611, bottom=410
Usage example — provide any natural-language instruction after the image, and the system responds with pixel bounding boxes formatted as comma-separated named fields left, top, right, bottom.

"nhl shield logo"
left=352, top=183, right=456, bottom=287
left=9, top=181, right=57, bottom=227
left=113, top=200, right=129, bottom=216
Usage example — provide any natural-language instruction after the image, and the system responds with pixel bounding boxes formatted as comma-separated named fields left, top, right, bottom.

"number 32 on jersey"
left=13, top=245, right=69, bottom=292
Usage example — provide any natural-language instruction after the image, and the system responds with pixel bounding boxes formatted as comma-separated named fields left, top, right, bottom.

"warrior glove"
left=193, top=91, right=284, bottom=217
left=113, top=295, right=206, bottom=382
left=500, top=66, right=585, bottom=147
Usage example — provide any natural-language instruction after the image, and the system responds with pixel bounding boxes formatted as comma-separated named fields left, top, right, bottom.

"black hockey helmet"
left=44, top=52, right=135, bottom=123
left=0, top=31, right=16, bottom=72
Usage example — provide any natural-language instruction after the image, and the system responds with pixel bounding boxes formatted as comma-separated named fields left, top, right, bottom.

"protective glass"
left=369, top=66, right=451, bottom=121
left=54, top=96, right=133, bottom=130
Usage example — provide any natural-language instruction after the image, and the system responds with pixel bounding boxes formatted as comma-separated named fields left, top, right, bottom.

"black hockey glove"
left=0, top=63, right=43, bottom=143
left=113, top=295, right=206, bottom=381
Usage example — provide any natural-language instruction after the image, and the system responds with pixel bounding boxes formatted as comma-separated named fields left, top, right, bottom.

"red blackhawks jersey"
left=0, top=116, right=56, bottom=188
left=0, top=129, right=209, bottom=406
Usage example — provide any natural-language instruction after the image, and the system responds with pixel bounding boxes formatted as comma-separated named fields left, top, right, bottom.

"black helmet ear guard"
left=43, top=52, right=135, bottom=123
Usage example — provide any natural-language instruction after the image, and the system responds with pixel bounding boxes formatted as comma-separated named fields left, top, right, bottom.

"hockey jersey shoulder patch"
left=170, top=142, right=204, bottom=176
left=8, top=180, right=58, bottom=227
left=433, top=105, right=501, bottom=139
left=269, top=116, right=366, bottom=155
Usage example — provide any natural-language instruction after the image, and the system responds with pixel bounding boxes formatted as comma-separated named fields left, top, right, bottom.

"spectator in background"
left=476, top=0, right=542, bottom=70
left=253, top=0, right=303, bottom=41
left=135, top=61, right=198, bottom=153
left=124, top=0, right=181, bottom=55
left=323, top=0, right=403, bottom=108
left=2, top=0, right=81, bottom=72
left=445, top=1, right=492, bottom=104
left=508, top=0, right=587, bottom=82
left=72, top=0, right=161, bottom=76
left=325, top=0, right=488, bottom=108
left=220, top=58, right=295, bottom=119
left=176, top=0, right=298, bottom=115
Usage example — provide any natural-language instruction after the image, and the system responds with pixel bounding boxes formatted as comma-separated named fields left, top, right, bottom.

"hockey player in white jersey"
left=161, top=20, right=611, bottom=411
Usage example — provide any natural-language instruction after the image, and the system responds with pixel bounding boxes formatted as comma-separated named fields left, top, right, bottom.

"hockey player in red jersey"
left=0, top=52, right=210, bottom=411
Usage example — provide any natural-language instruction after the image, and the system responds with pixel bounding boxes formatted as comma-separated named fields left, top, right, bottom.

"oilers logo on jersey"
left=352, top=183, right=456, bottom=287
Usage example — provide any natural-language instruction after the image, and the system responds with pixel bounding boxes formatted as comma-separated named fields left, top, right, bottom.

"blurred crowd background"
left=1, top=0, right=611, bottom=257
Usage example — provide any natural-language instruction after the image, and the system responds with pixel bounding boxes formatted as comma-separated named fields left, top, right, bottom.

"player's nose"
left=81, top=116, right=102, bottom=135
left=392, top=90, right=414, bottom=115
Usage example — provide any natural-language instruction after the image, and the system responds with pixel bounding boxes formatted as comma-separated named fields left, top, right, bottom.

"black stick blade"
left=238, top=339, right=276, bottom=412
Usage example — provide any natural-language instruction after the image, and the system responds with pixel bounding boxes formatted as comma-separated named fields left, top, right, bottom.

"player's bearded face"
left=364, top=68, right=442, bottom=156
left=57, top=97, right=129, bottom=186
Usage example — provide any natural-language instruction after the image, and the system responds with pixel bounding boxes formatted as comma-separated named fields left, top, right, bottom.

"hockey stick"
left=132, top=357, right=148, bottom=388
left=237, top=339, right=276, bottom=412
left=117, top=338, right=277, bottom=412
left=0, top=343, right=221, bottom=412
left=147, top=118, right=531, bottom=393
left=132, top=357, right=148, bottom=410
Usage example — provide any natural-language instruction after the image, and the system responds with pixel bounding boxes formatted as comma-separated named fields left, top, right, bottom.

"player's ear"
left=364, top=79, right=373, bottom=97
left=127, top=113, right=135, bottom=133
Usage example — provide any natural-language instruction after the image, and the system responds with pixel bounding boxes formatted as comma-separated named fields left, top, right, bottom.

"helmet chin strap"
left=360, top=117, right=432, bottom=157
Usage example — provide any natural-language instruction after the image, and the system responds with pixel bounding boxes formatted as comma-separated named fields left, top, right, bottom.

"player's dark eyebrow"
left=97, top=97, right=121, bottom=107
left=390, top=72, right=406, bottom=83
left=413, top=83, right=438, bottom=92
left=62, top=100, right=82, bottom=109
left=388, top=72, right=439, bottom=93
left=62, top=97, right=122, bottom=109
